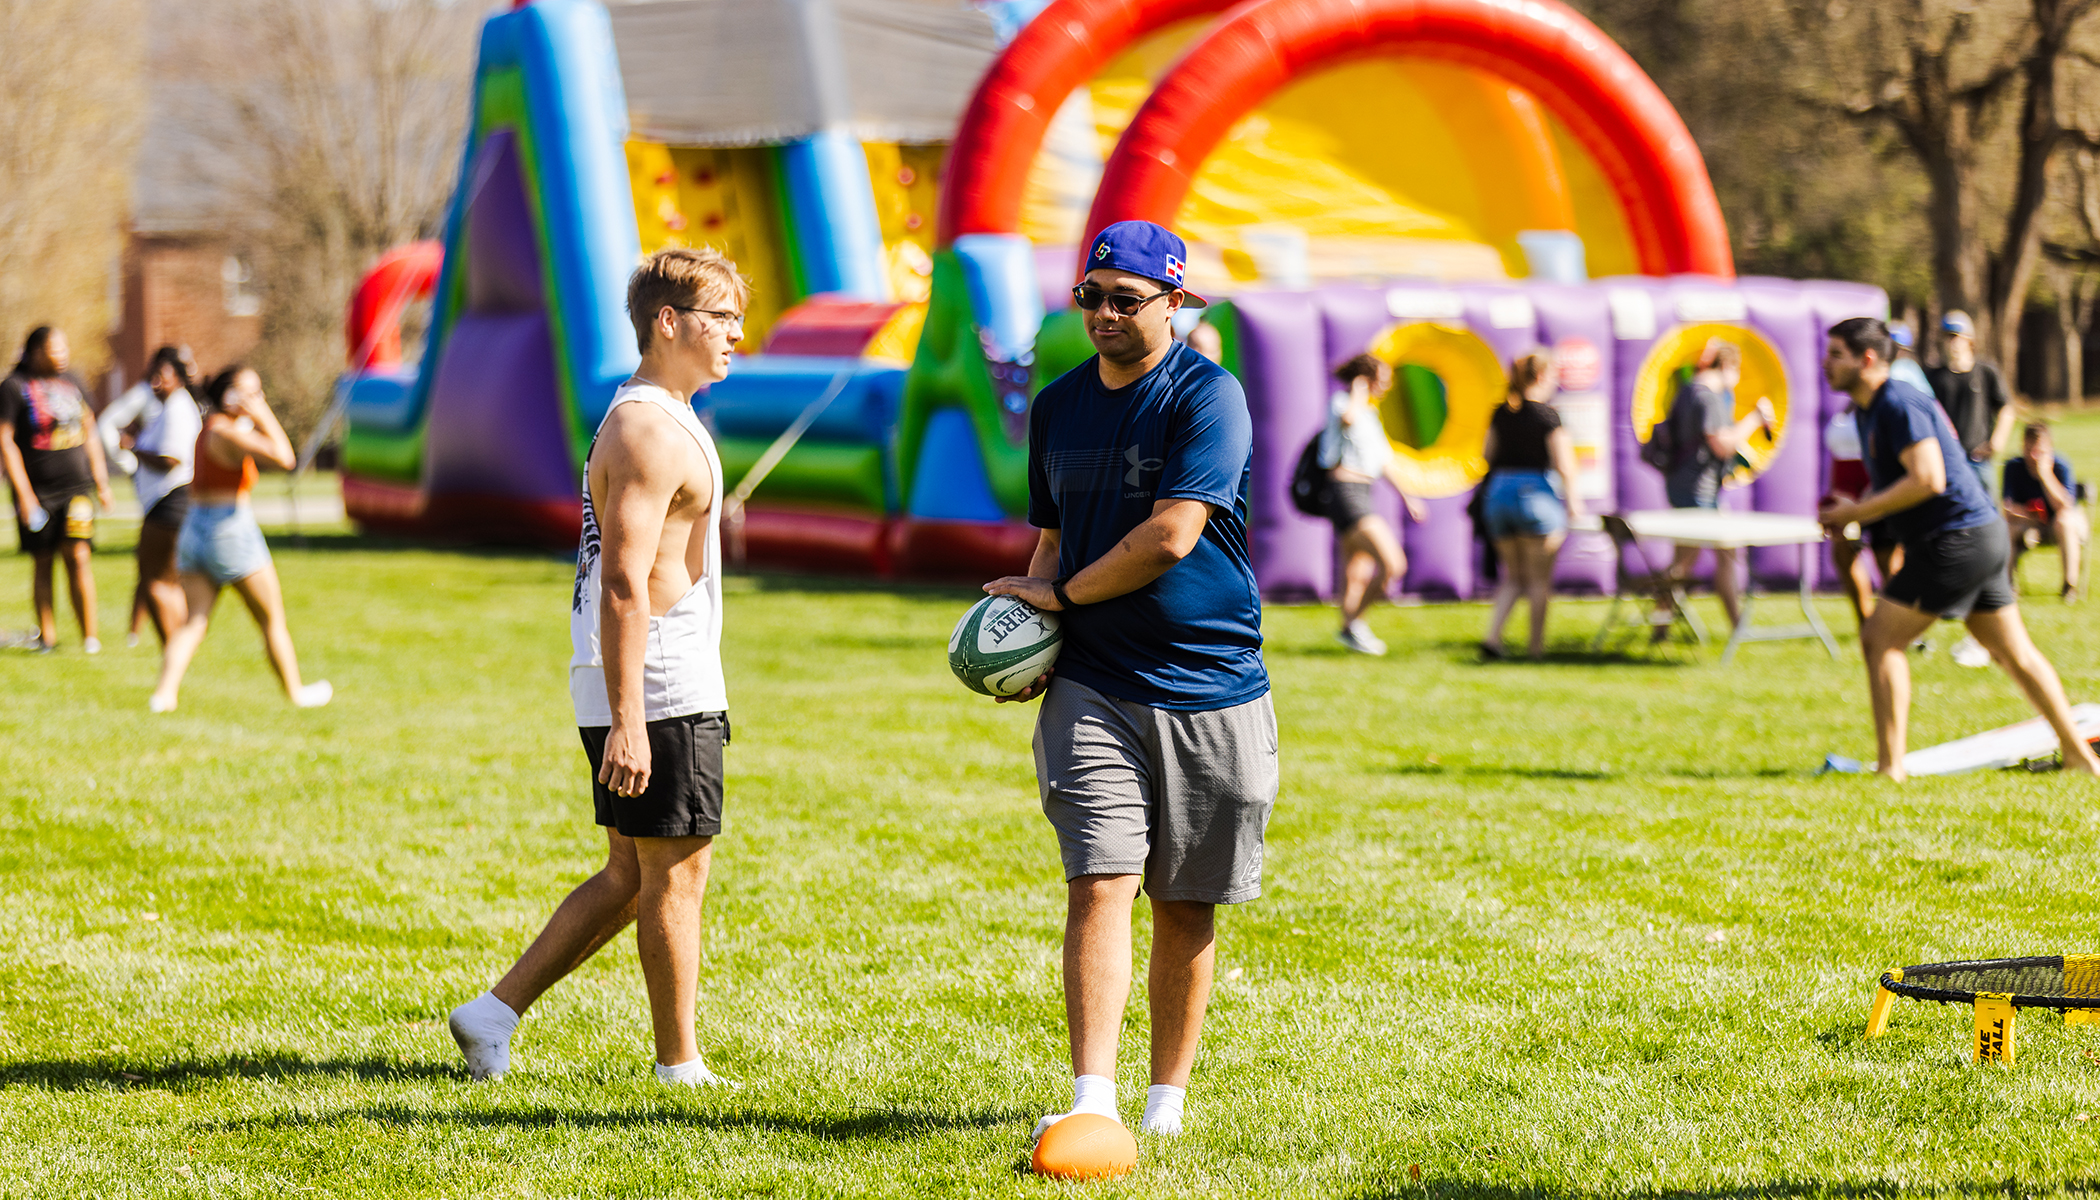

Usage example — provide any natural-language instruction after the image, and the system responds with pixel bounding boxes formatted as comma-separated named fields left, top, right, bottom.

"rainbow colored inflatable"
left=339, top=0, right=1887, bottom=595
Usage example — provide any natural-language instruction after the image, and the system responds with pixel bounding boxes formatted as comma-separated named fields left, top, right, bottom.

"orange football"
left=1031, top=1113, right=1138, bottom=1180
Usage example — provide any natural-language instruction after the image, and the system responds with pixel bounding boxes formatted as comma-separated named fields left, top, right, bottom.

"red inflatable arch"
left=938, top=0, right=1238, bottom=245
left=1081, top=0, right=1731, bottom=276
left=346, top=240, right=443, bottom=369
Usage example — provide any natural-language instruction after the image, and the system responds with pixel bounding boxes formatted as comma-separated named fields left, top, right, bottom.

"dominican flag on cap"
left=1084, top=220, right=1207, bottom=308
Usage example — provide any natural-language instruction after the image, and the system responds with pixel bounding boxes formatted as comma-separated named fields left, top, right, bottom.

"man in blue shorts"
left=1819, top=317, right=2100, bottom=781
left=983, top=220, right=1276, bottom=1140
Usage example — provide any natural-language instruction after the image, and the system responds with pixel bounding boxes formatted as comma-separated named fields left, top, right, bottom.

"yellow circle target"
left=1630, top=323, right=1790, bottom=488
left=1365, top=322, right=1508, bottom=499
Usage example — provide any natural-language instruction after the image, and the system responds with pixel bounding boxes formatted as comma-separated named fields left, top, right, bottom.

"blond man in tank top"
left=450, top=248, right=747, bottom=1086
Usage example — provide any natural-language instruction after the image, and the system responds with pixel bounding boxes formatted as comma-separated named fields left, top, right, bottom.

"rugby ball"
left=949, top=594, right=1062, bottom=697
left=1032, top=1113, right=1137, bottom=1179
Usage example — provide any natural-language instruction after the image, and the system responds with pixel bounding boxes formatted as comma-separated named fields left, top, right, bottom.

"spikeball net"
left=1867, top=955, right=2100, bottom=1064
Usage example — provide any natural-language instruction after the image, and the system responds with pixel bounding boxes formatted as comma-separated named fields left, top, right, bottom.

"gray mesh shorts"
left=1032, top=677, right=1278, bottom=904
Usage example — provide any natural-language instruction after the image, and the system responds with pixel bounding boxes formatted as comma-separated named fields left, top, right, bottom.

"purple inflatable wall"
left=421, top=131, right=579, bottom=509
left=1225, top=276, right=1887, bottom=600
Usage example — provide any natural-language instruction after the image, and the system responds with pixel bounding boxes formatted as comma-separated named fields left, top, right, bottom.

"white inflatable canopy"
left=605, top=0, right=1000, bottom=146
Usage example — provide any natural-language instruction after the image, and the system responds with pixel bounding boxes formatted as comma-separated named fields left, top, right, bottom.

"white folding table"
left=1621, top=509, right=1840, bottom=665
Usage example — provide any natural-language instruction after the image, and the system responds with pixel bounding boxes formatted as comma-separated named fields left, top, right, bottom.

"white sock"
left=1033, top=1074, right=1119, bottom=1140
left=655, top=1055, right=740, bottom=1088
left=1142, top=1084, right=1186, bottom=1135
left=447, top=991, right=518, bottom=1082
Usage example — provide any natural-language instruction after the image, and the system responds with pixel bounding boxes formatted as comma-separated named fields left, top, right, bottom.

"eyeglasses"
left=671, top=305, right=744, bottom=326
left=1072, top=284, right=1174, bottom=316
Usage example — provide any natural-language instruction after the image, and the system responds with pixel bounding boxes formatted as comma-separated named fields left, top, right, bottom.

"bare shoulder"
left=594, top=402, right=697, bottom=485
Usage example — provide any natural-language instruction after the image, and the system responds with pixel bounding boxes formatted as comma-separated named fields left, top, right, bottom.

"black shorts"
left=16, top=486, right=94, bottom=554
left=144, top=485, right=190, bottom=530
left=1884, top=523, right=2016, bottom=619
left=1327, top=480, right=1375, bottom=531
left=579, top=711, right=728, bottom=838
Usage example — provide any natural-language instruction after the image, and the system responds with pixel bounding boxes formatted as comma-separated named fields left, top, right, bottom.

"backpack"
left=1640, top=377, right=1696, bottom=472
left=1290, top=435, right=1333, bottom=517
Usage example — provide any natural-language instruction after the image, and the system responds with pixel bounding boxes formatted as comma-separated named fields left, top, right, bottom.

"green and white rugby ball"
left=949, top=595, right=1063, bottom=697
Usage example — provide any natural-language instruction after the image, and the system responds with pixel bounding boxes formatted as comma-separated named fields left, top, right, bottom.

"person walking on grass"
left=1654, top=338, right=1775, bottom=632
left=0, top=327, right=114, bottom=653
left=983, top=220, right=1276, bottom=1141
left=449, top=248, right=746, bottom=1089
left=126, top=347, right=203, bottom=647
left=1321, top=354, right=1426, bottom=655
left=1480, top=349, right=1582, bottom=661
left=148, top=366, right=330, bottom=713
left=1818, top=317, right=2100, bottom=782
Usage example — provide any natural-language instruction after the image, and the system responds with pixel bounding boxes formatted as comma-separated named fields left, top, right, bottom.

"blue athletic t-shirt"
left=1853, top=377, right=1996, bottom=543
left=1027, top=341, right=1267, bottom=712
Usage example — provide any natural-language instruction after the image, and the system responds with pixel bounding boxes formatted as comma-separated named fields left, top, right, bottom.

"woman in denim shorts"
left=149, top=366, right=331, bottom=713
left=1480, top=350, right=1582, bottom=660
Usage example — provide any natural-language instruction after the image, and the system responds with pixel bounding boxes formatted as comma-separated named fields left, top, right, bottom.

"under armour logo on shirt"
left=1125, top=445, right=1163, bottom=486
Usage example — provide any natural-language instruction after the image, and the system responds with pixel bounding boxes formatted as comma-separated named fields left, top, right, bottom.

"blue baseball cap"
left=1888, top=320, right=1914, bottom=349
left=1084, top=220, right=1207, bottom=308
left=1942, top=310, right=1975, bottom=337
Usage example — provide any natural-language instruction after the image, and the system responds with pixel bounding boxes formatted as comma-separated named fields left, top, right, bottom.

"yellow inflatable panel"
left=1367, top=322, right=1508, bottom=498
left=1547, top=115, right=1639, bottom=278
left=625, top=140, right=794, bottom=348
left=1630, top=323, right=1790, bottom=487
left=864, top=142, right=944, bottom=303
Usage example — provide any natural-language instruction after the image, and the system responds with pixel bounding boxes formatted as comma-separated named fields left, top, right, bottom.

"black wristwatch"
left=1051, top=576, right=1076, bottom=611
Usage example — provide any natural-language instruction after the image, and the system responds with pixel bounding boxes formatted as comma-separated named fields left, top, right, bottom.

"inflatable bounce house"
left=339, top=0, right=1888, bottom=597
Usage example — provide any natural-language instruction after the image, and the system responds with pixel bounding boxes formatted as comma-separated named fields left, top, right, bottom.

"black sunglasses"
left=671, top=305, right=744, bottom=325
left=1072, top=284, right=1174, bottom=316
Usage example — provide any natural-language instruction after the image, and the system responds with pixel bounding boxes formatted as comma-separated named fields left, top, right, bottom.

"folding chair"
left=1591, top=513, right=1707, bottom=654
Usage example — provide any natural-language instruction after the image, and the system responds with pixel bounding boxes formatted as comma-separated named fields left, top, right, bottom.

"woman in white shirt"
left=128, top=347, right=203, bottom=645
left=1321, top=354, right=1427, bottom=655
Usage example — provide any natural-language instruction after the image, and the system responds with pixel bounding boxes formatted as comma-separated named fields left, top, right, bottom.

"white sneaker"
left=148, top=693, right=176, bottom=714
left=82, top=637, right=100, bottom=655
left=293, top=681, right=333, bottom=708
left=1952, top=634, right=1992, bottom=669
left=1335, top=622, right=1388, bottom=656
left=125, top=632, right=140, bottom=648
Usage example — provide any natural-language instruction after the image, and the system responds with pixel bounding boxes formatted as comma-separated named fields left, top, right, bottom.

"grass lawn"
left=5, top=430, right=2100, bottom=1196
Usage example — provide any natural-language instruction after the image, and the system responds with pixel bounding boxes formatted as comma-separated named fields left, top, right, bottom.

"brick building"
left=110, top=233, right=262, bottom=390
left=108, top=57, right=262, bottom=394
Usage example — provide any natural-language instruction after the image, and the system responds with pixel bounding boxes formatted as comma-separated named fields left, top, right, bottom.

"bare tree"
left=174, top=0, right=480, bottom=441
left=0, top=0, right=146, bottom=379
left=1787, top=0, right=2100, bottom=371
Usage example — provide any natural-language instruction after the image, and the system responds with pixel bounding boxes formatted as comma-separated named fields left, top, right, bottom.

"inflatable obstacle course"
left=338, top=0, right=1887, bottom=595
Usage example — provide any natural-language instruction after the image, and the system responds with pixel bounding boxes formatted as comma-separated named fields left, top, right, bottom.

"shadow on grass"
left=0, top=1053, right=457, bottom=1091
left=1378, top=763, right=1806, bottom=782
left=213, top=1100, right=1032, bottom=1142
left=1380, top=764, right=1620, bottom=782
left=1349, top=1181, right=2087, bottom=1199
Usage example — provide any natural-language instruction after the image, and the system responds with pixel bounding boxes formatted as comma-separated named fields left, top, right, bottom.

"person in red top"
left=0, top=326, right=114, bottom=652
left=147, top=365, right=331, bottom=713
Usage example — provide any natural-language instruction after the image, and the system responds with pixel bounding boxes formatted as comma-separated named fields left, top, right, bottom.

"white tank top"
left=569, top=380, right=727, bottom=727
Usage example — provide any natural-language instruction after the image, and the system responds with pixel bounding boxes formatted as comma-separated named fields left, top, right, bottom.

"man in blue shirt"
left=984, top=220, right=1275, bottom=1142
left=2002, top=421, right=2084, bottom=602
left=1819, top=317, right=2100, bottom=780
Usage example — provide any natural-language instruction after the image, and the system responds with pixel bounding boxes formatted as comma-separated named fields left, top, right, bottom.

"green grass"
left=6, top=440, right=2100, bottom=1196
